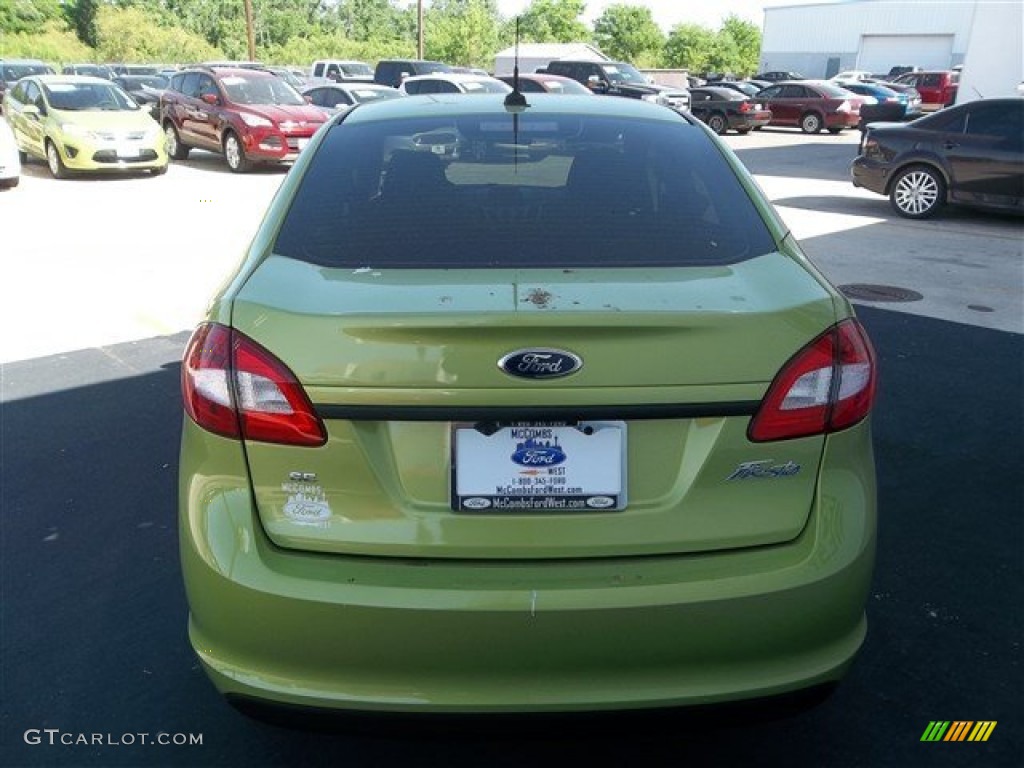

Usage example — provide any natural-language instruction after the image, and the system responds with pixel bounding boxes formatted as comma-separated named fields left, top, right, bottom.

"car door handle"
left=944, top=141, right=960, bottom=150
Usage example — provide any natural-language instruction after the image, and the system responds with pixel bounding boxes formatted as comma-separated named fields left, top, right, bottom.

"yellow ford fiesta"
left=2, top=74, right=167, bottom=178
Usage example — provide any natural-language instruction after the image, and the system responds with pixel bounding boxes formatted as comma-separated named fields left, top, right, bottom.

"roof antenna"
left=504, top=17, right=528, bottom=111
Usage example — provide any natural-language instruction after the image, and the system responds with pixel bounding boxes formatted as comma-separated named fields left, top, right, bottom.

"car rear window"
left=273, top=112, right=777, bottom=269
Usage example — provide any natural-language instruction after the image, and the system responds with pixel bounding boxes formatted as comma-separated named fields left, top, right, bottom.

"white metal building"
left=493, top=43, right=608, bottom=77
left=760, top=0, right=982, bottom=78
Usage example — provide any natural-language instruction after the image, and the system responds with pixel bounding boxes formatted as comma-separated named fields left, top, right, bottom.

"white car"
left=399, top=73, right=511, bottom=96
left=0, top=118, right=20, bottom=189
left=830, top=70, right=873, bottom=83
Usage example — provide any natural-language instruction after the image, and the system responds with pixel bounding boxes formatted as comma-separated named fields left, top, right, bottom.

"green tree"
left=426, top=0, right=501, bottom=68
left=0, top=0, right=64, bottom=35
left=719, top=14, right=760, bottom=76
left=65, top=0, right=98, bottom=48
left=161, top=0, right=246, bottom=57
left=336, top=0, right=413, bottom=44
left=0, top=21, right=92, bottom=60
left=661, top=22, right=715, bottom=73
left=515, top=0, right=589, bottom=44
left=707, top=30, right=740, bottom=75
left=95, top=5, right=221, bottom=62
left=593, top=4, right=663, bottom=65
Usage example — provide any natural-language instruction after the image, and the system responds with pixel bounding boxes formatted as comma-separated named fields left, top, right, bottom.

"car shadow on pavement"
left=16, top=157, right=160, bottom=182
left=731, top=142, right=861, bottom=183
left=1, top=310, right=1020, bottom=767
left=774, top=193, right=1024, bottom=228
left=175, top=148, right=293, bottom=176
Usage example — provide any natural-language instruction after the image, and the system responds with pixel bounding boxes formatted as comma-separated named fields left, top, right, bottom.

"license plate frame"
left=451, top=421, right=627, bottom=513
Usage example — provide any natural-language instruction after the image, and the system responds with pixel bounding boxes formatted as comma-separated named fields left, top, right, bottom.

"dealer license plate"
left=116, top=143, right=140, bottom=159
left=452, top=421, right=626, bottom=512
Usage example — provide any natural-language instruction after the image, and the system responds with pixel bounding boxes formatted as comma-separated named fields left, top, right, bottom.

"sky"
left=493, top=0, right=833, bottom=31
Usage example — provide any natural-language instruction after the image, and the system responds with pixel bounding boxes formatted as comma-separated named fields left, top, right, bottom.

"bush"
left=95, top=6, right=221, bottom=64
left=0, top=22, right=93, bottom=62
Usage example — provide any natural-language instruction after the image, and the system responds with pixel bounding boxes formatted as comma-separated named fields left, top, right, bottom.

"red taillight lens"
left=182, top=323, right=239, bottom=439
left=748, top=319, right=877, bottom=442
left=739, top=101, right=752, bottom=113
left=182, top=322, right=327, bottom=447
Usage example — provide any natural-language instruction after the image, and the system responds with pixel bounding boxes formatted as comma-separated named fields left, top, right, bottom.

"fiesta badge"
left=498, top=348, right=582, bottom=380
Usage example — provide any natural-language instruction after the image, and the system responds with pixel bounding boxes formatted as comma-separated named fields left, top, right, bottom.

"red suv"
left=892, top=70, right=959, bottom=111
left=160, top=66, right=326, bottom=172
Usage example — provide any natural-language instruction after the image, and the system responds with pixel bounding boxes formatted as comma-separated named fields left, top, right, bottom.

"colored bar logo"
left=921, top=721, right=997, bottom=742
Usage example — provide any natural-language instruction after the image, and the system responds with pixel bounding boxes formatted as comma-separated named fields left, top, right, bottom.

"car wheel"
left=164, top=123, right=190, bottom=160
left=224, top=132, right=251, bottom=173
left=800, top=112, right=823, bottom=134
left=45, top=140, right=69, bottom=179
left=827, top=127, right=842, bottom=135
left=889, top=165, right=946, bottom=219
left=707, top=113, right=728, bottom=135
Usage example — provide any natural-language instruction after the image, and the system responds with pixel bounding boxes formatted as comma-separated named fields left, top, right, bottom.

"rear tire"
left=800, top=112, right=823, bottom=134
left=827, top=127, right=842, bottom=134
left=736, top=127, right=751, bottom=135
left=889, top=165, right=945, bottom=219
left=707, top=113, right=728, bottom=135
left=223, top=131, right=251, bottom=173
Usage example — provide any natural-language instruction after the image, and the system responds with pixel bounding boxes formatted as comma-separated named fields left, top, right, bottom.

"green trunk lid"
left=233, top=251, right=839, bottom=559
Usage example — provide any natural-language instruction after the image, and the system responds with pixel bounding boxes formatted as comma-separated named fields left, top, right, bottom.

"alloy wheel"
left=891, top=167, right=944, bottom=218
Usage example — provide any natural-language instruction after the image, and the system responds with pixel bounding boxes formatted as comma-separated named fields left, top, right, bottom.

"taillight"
left=182, top=322, right=327, bottom=447
left=836, top=100, right=851, bottom=113
left=748, top=319, right=877, bottom=442
left=739, top=101, right=752, bottom=113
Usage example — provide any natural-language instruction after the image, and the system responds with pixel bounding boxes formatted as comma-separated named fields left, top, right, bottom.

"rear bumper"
left=825, top=112, right=861, bottom=129
left=179, top=418, right=876, bottom=713
left=851, top=157, right=891, bottom=196
left=730, top=112, right=772, bottom=131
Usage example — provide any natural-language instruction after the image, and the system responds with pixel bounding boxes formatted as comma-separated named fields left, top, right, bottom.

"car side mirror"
left=200, top=93, right=218, bottom=106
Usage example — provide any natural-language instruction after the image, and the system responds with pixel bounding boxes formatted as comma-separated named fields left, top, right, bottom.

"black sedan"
left=112, top=75, right=168, bottom=117
left=302, top=82, right=403, bottom=115
left=688, top=86, right=772, bottom=135
left=852, top=98, right=1023, bottom=219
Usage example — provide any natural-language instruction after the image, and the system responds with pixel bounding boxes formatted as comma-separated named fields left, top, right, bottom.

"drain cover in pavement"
left=838, top=284, right=923, bottom=303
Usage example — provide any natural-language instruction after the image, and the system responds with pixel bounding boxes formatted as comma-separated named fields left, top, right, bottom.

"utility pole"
left=417, top=0, right=424, bottom=59
left=243, top=0, right=256, bottom=60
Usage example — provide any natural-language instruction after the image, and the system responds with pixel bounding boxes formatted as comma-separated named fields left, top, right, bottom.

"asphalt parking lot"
left=1, top=126, right=1021, bottom=767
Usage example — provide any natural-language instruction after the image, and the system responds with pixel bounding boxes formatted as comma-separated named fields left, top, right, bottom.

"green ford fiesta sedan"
left=179, top=93, right=877, bottom=716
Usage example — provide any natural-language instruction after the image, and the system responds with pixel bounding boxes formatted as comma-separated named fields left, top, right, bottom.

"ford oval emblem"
left=498, top=348, right=582, bottom=380
left=511, top=438, right=567, bottom=467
